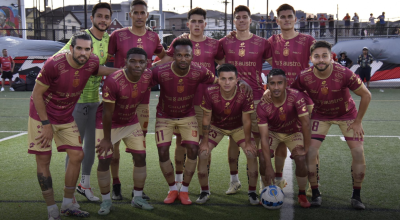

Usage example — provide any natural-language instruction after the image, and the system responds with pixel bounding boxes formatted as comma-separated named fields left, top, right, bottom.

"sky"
left=22, top=0, right=399, bottom=22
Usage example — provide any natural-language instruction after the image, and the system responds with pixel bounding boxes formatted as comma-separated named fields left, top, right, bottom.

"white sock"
left=62, top=197, right=73, bottom=206
left=248, top=190, right=256, bottom=194
left=80, top=175, right=90, bottom=188
left=47, top=204, right=58, bottom=212
left=101, top=193, right=111, bottom=201
left=133, top=190, right=143, bottom=197
left=230, top=174, right=239, bottom=182
left=175, top=174, right=183, bottom=182
left=180, top=185, right=189, bottom=192
left=169, top=184, right=178, bottom=192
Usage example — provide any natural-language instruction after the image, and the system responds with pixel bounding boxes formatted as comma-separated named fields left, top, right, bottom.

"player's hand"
left=35, top=124, right=53, bottom=148
left=261, top=89, right=272, bottom=103
left=347, top=120, right=364, bottom=141
left=244, top=141, right=257, bottom=157
left=226, top=30, right=236, bottom=38
left=238, top=80, right=253, bottom=97
left=145, top=26, right=153, bottom=32
left=179, top=33, right=189, bottom=39
left=198, top=141, right=210, bottom=156
left=265, top=166, right=275, bottom=185
left=96, top=139, right=114, bottom=158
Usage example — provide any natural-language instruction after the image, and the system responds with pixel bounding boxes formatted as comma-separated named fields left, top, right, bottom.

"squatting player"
left=219, top=5, right=270, bottom=194
left=198, top=64, right=259, bottom=205
left=95, top=48, right=154, bottom=215
left=28, top=32, right=116, bottom=219
left=107, top=0, right=165, bottom=200
left=291, top=41, right=371, bottom=209
left=257, top=69, right=311, bottom=208
left=154, top=7, right=224, bottom=190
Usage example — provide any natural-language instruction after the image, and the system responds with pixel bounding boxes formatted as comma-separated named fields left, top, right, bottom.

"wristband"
left=41, top=120, right=50, bottom=125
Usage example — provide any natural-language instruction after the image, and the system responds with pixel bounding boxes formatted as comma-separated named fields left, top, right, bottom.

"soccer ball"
left=260, top=185, right=284, bottom=209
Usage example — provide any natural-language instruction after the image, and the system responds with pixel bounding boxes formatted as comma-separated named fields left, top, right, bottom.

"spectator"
left=331, top=51, right=338, bottom=62
left=368, top=13, right=376, bottom=36
left=328, top=15, right=335, bottom=37
left=307, top=15, right=313, bottom=34
left=392, top=26, right=399, bottom=35
left=357, top=47, right=374, bottom=89
left=300, top=16, right=306, bottom=33
left=314, top=15, right=319, bottom=37
left=0, top=48, right=15, bottom=91
left=352, top=13, right=360, bottom=36
left=319, top=14, right=327, bottom=37
left=272, top=16, right=278, bottom=34
left=338, top=51, right=353, bottom=68
left=378, top=12, right=385, bottom=35
left=266, top=17, right=272, bottom=38
left=343, top=13, right=351, bottom=36
left=259, top=16, right=266, bottom=37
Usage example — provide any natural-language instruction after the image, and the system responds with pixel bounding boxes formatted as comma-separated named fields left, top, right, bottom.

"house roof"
left=111, top=18, right=124, bottom=27
left=37, top=9, right=82, bottom=25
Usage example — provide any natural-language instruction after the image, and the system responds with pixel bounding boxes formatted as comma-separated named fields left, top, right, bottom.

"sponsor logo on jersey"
left=239, top=42, right=246, bottom=57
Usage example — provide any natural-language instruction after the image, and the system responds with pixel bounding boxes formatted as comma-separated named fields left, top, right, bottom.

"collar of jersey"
left=171, top=62, right=190, bottom=77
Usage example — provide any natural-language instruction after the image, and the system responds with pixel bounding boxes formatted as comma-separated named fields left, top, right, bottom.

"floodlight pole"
left=159, top=0, right=164, bottom=43
left=190, top=0, right=192, bottom=10
left=223, top=0, right=229, bottom=36
left=84, top=0, right=88, bottom=29
left=231, top=0, right=233, bottom=30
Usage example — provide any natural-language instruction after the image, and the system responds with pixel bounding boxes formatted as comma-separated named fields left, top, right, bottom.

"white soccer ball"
left=260, top=185, right=284, bottom=209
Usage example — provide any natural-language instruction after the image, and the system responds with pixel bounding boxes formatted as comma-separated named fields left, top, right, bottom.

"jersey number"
left=156, top=130, right=165, bottom=142
left=312, top=121, right=320, bottom=131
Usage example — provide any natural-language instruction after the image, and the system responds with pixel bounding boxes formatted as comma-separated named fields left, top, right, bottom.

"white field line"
left=0, top=132, right=27, bottom=142
left=0, top=131, right=27, bottom=133
left=280, top=155, right=294, bottom=220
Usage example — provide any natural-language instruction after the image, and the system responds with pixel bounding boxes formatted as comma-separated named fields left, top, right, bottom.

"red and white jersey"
left=0, top=56, right=13, bottom=71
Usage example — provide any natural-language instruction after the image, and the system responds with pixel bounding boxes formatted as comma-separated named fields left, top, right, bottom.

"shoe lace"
left=248, top=192, right=258, bottom=200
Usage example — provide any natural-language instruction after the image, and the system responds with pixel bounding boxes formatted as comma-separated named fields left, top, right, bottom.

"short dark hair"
left=70, top=32, right=92, bottom=48
left=234, top=5, right=251, bottom=16
left=268, top=68, right=286, bottom=79
left=131, top=0, right=147, bottom=10
left=172, top=38, right=193, bottom=50
left=92, top=2, right=112, bottom=17
left=276, top=4, right=295, bottom=16
left=126, top=47, right=148, bottom=60
left=217, top=63, right=238, bottom=77
left=2, top=49, right=6, bottom=51
left=310, top=40, right=331, bottom=54
left=187, top=7, right=206, bottom=20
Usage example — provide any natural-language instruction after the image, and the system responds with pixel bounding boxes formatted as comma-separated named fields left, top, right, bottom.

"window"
left=125, top=13, right=129, bottom=21
left=114, top=20, right=117, bottom=25
left=67, top=19, right=71, bottom=23
left=28, top=23, right=33, bottom=30
left=150, top=20, right=156, bottom=28
left=72, top=26, right=76, bottom=34
left=172, top=24, right=175, bottom=30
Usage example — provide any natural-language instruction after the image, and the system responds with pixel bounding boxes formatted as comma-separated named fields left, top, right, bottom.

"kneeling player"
left=198, top=64, right=259, bottom=205
left=95, top=48, right=154, bottom=215
left=258, top=69, right=311, bottom=208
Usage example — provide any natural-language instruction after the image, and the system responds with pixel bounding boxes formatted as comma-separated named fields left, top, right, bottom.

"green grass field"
left=1, top=88, right=400, bottom=220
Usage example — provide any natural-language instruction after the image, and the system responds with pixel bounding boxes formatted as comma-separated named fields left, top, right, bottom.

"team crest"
left=321, top=81, right=328, bottom=95
left=192, top=130, right=198, bottom=137
left=73, top=79, right=80, bottom=87
left=224, top=102, right=231, bottom=114
left=194, top=48, right=201, bottom=56
left=100, top=50, right=104, bottom=57
left=239, top=42, right=246, bottom=57
left=177, top=79, right=184, bottom=93
left=279, top=107, right=286, bottom=121
left=283, top=47, right=290, bottom=56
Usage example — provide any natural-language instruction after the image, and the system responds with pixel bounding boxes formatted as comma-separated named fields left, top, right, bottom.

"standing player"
left=152, top=38, right=217, bottom=205
left=95, top=48, right=154, bottom=215
left=257, top=69, right=311, bottom=208
left=154, top=7, right=224, bottom=190
left=291, top=41, right=371, bottom=209
left=107, top=0, right=165, bottom=200
left=0, top=48, right=15, bottom=91
left=56, top=2, right=113, bottom=202
left=264, top=4, right=316, bottom=192
left=198, top=64, right=258, bottom=205
left=28, top=32, right=115, bottom=219
left=219, top=5, right=270, bottom=194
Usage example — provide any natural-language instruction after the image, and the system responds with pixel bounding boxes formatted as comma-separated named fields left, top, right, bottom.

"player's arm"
left=153, top=54, right=173, bottom=68
left=259, top=125, right=275, bottom=185
left=348, top=85, right=371, bottom=140
left=31, top=83, right=52, bottom=148
left=215, top=58, right=225, bottom=66
left=96, top=101, right=115, bottom=157
left=199, top=110, right=212, bottom=155
left=242, top=112, right=257, bottom=156
left=237, top=80, right=252, bottom=97
left=155, top=49, right=166, bottom=61
left=98, top=65, right=119, bottom=76
left=298, top=115, right=311, bottom=155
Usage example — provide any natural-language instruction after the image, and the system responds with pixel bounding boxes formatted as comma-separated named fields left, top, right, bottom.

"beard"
left=314, top=63, right=330, bottom=72
left=72, top=51, right=89, bottom=65
left=93, top=22, right=108, bottom=32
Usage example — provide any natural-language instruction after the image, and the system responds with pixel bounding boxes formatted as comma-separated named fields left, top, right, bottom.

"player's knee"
left=185, top=144, right=198, bottom=159
left=98, top=158, right=111, bottom=171
left=68, top=150, right=84, bottom=164
left=158, top=146, right=170, bottom=162
left=132, top=153, right=146, bottom=167
left=36, top=155, right=51, bottom=167
left=198, top=151, right=208, bottom=160
left=294, top=155, right=307, bottom=167
left=350, top=147, right=365, bottom=162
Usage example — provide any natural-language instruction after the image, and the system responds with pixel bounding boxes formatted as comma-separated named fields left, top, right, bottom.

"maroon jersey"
left=291, top=63, right=363, bottom=121
left=108, top=28, right=164, bottom=104
left=167, top=37, right=224, bottom=106
left=219, top=34, right=269, bottom=100
left=267, top=33, right=316, bottom=86
left=152, top=62, right=217, bottom=118
left=201, top=84, right=254, bottom=130
left=95, top=69, right=153, bottom=129
left=29, top=53, right=99, bottom=124
left=0, top=56, right=13, bottom=71
left=257, top=88, right=309, bottom=134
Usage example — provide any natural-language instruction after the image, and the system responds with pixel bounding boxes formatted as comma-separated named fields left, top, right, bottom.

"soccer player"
left=218, top=5, right=270, bottom=194
left=107, top=0, right=165, bottom=200
left=291, top=41, right=371, bottom=209
left=257, top=68, right=311, bottom=208
left=95, top=48, right=154, bottom=215
left=197, top=64, right=258, bottom=205
left=154, top=7, right=224, bottom=190
left=0, top=48, right=15, bottom=91
left=28, top=32, right=116, bottom=219
left=56, top=2, right=113, bottom=202
left=152, top=38, right=217, bottom=205
left=264, top=4, right=316, bottom=192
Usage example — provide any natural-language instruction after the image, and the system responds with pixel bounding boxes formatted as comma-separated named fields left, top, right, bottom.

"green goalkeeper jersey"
left=56, top=29, right=109, bottom=103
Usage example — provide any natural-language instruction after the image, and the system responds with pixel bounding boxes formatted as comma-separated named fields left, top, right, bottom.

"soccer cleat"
left=310, top=195, right=322, bottom=207
left=9, top=87, right=14, bottom=91
left=60, top=202, right=90, bottom=217
left=98, top=199, right=113, bottom=215
left=195, top=192, right=210, bottom=204
left=164, top=190, right=179, bottom=204
left=275, top=178, right=287, bottom=189
left=306, top=183, right=322, bottom=197
left=48, top=206, right=61, bottom=220
left=132, top=196, right=154, bottom=210
left=298, top=195, right=311, bottom=208
left=351, top=198, right=366, bottom=210
left=176, top=182, right=182, bottom=192
left=112, top=183, right=123, bottom=200
left=72, top=194, right=80, bottom=209
left=0, top=87, right=4, bottom=92
left=131, top=190, right=150, bottom=201
left=76, top=184, right=100, bottom=201
left=178, top=192, right=192, bottom=205
left=248, top=192, right=260, bottom=205
left=226, top=181, right=241, bottom=195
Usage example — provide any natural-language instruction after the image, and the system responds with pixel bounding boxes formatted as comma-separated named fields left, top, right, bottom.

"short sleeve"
left=154, top=34, right=164, bottom=55
left=291, top=75, right=304, bottom=91
left=35, top=58, right=57, bottom=88
left=265, top=36, right=273, bottom=60
left=102, top=77, right=118, bottom=103
left=150, top=67, right=159, bottom=87
left=242, top=93, right=255, bottom=114
left=108, top=31, right=117, bottom=56
left=218, top=38, right=226, bottom=57
left=166, top=38, right=176, bottom=57
left=294, top=92, right=309, bottom=118
left=214, top=40, right=225, bottom=60
left=200, top=91, right=212, bottom=112
left=200, top=67, right=217, bottom=85
left=256, top=103, right=268, bottom=126
left=262, top=38, right=271, bottom=60
left=346, top=70, right=363, bottom=91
